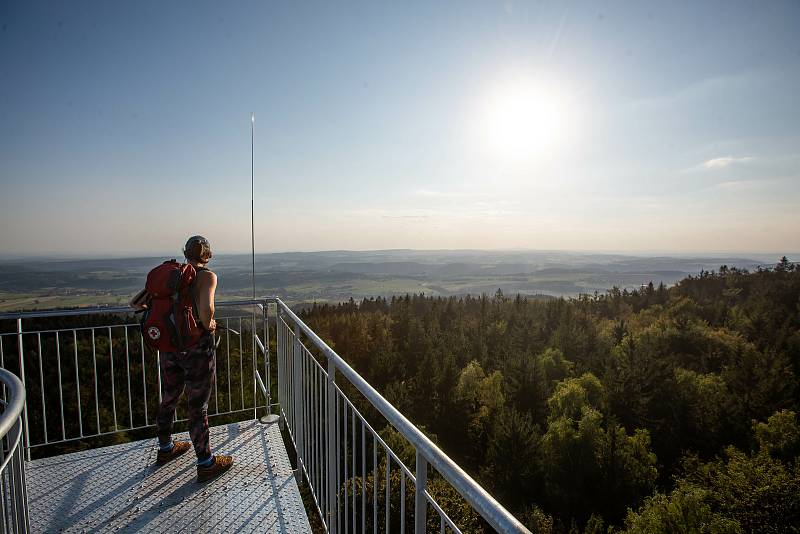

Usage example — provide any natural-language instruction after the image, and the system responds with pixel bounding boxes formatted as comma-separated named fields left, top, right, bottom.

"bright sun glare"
left=481, top=78, right=574, bottom=162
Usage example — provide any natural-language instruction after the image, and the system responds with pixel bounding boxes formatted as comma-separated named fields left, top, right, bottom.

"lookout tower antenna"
left=251, top=112, right=256, bottom=300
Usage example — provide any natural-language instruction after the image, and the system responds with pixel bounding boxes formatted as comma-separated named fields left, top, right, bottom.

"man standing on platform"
left=131, top=235, right=234, bottom=482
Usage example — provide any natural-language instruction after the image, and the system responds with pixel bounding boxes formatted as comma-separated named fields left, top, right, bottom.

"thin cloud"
left=712, top=180, right=761, bottom=191
left=710, top=177, right=792, bottom=192
left=413, top=189, right=447, bottom=197
left=381, top=215, right=430, bottom=220
left=704, top=156, right=754, bottom=169
left=413, top=189, right=480, bottom=199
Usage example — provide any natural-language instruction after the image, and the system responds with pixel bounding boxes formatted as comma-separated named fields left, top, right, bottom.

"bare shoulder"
left=196, top=269, right=217, bottom=287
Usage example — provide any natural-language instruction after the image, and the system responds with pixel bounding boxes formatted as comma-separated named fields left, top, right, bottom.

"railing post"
left=293, top=323, right=304, bottom=486
left=13, top=419, right=30, bottom=532
left=326, top=355, right=337, bottom=534
left=0, top=441, right=5, bottom=533
left=16, top=318, right=30, bottom=461
left=277, top=308, right=285, bottom=430
left=252, top=307, right=257, bottom=422
left=260, top=301, right=280, bottom=425
left=415, top=450, right=428, bottom=533
left=264, top=301, right=270, bottom=413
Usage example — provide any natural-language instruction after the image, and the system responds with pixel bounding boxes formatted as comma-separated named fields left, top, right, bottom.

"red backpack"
left=140, top=260, right=205, bottom=352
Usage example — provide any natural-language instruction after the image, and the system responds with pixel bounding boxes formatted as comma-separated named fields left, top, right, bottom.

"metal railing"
left=0, top=368, right=30, bottom=533
left=270, top=298, right=530, bottom=534
left=0, top=297, right=529, bottom=533
left=0, top=300, right=272, bottom=455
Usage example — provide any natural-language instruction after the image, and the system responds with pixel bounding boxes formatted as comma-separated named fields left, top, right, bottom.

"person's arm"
left=129, top=288, right=148, bottom=310
left=194, top=271, right=217, bottom=331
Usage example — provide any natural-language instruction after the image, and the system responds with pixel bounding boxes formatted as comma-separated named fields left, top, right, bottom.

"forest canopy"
left=300, top=258, right=800, bottom=533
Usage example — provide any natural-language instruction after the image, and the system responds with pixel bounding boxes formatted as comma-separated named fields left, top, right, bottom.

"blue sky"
left=1, top=1, right=798, bottom=256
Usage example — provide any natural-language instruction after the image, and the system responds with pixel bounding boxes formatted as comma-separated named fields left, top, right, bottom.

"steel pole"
left=293, top=324, right=304, bottom=485
left=326, top=355, right=337, bottom=533
left=16, top=319, right=30, bottom=461
left=251, top=113, right=257, bottom=421
left=415, top=451, right=428, bottom=533
left=250, top=112, right=256, bottom=302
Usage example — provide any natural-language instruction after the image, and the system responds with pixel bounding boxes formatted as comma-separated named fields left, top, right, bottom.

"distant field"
left=0, top=250, right=778, bottom=313
left=0, top=291, right=130, bottom=312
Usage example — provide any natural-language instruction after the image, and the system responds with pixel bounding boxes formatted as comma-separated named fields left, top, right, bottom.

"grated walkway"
left=26, top=420, right=312, bottom=533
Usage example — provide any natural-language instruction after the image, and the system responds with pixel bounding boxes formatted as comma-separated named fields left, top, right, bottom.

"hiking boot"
left=155, top=441, right=192, bottom=465
left=196, top=455, right=234, bottom=483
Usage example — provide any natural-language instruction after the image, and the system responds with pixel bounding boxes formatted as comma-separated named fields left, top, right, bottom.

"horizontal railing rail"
left=0, top=299, right=267, bottom=321
left=0, top=368, right=30, bottom=534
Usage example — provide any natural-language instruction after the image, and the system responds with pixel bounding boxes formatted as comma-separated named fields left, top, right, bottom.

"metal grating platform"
left=26, top=420, right=312, bottom=533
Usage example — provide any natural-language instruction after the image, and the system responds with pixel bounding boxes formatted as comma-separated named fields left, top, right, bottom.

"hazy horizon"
left=2, top=1, right=799, bottom=255
left=1, top=248, right=788, bottom=311
left=0, top=247, right=795, bottom=263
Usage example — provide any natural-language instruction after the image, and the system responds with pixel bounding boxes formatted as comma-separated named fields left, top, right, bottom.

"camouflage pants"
left=156, top=335, right=216, bottom=460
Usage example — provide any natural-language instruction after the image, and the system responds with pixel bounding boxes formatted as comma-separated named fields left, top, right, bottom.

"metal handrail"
left=2, top=300, right=273, bottom=454
left=274, top=297, right=530, bottom=534
left=0, top=371, right=25, bottom=439
left=0, top=298, right=268, bottom=321
left=0, top=367, right=31, bottom=533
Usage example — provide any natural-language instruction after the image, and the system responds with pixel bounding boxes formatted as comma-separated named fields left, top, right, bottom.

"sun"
left=480, top=77, right=574, bottom=162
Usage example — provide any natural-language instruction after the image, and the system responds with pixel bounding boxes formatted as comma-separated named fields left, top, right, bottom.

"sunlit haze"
left=1, top=1, right=799, bottom=256
left=479, top=75, right=576, bottom=162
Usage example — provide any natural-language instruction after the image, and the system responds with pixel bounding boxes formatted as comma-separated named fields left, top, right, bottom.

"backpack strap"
left=172, top=286, right=186, bottom=349
left=188, top=279, right=205, bottom=331
left=173, top=263, right=195, bottom=349
left=189, top=267, right=211, bottom=332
